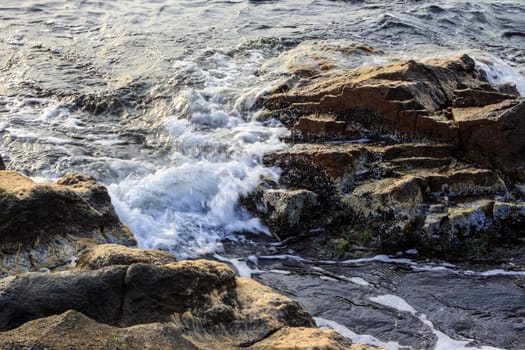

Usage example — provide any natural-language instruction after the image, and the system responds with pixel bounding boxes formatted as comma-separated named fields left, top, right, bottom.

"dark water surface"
left=1, top=1, right=524, bottom=349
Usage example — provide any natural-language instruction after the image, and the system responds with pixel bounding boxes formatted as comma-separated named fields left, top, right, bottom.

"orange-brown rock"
left=252, top=52, right=525, bottom=255
left=76, top=244, right=177, bottom=270
left=0, top=255, right=372, bottom=350
left=263, top=54, right=524, bottom=181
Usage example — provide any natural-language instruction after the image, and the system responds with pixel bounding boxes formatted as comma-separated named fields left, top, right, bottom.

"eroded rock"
left=253, top=52, right=525, bottom=255
left=0, top=171, right=136, bottom=276
left=77, top=244, right=177, bottom=270
left=0, top=254, right=369, bottom=350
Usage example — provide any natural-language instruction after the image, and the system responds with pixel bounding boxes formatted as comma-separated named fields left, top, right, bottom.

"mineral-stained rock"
left=0, top=171, right=136, bottom=276
left=264, top=144, right=365, bottom=199
left=255, top=52, right=525, bottom=255
left=258, top=189, right=319, bottom=240
left=0, top=256, right=369, bottom=350
left=263, top=54, right=524, bottom=182
left=76, top=244, right=177, bottom=270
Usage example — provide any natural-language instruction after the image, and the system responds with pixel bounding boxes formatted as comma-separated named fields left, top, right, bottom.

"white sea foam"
left=315, top=317, right=408, bottom=350
left=474, top=54, right=525, bottom=96
left=349, top=277, right=370, bottom=286
left=108, top=50, right=289, bottom=258
left=213, top=254, right=262, bottom=278
left=370, top=294, right=505, bottom=350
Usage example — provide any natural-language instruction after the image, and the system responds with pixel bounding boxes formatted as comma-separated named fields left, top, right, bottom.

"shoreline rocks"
left=249, top=52, right=525, bottom=257
left=0, top=245, right=373, bottom=350
left=0, top=170, right=136, bottom=277
left=0, top=162, right=376, bottom=349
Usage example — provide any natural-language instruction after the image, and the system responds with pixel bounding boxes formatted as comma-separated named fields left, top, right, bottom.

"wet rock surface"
left=0, top=248, right=371, bottom=350
left=250, top=54, right=525, bottom=256
left=251, top=256, right=525, bottom=350
left=0, top=171, right=136, bottom=277
left=217, top=236, right=525, bottom=350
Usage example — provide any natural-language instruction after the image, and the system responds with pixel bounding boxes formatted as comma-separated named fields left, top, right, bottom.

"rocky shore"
left=249, top=50, right=524, bottom=258
left=1, top=44, right=524, bottom=349
left=0, top=166, right=373, bottom=349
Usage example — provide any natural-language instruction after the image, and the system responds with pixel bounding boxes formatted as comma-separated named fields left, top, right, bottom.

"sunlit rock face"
left=252, top=52, right=525, bottom=255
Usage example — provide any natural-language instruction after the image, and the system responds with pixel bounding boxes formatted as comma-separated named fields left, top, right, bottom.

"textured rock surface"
left=77, top=244, right=177, bottom=270
left=263, top=54, right=524, bottom=181
left=0, top=310, right=200, bottom=350
left=253, top=53, right=525, bottom=255
left=0, top=171, right=136, bottom=276
left=0, top=253, right=371, bottom=349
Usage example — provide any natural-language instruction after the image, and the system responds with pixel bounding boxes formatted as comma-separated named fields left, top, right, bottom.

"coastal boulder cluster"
left=0, top=167, right=371, bottom=349
left=253, top=49, right=525, bottom=256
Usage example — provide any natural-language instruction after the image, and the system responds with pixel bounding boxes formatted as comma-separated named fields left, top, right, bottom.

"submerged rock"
left=0, top=171, right=136, bottom=276
left=0, top=253, right=372, bottom=350
left=253, top=52, right=525, bottom=255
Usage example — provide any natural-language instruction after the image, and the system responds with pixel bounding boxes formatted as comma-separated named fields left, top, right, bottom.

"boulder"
left=264, top=144, right=365, bottom=199
left=0, top=310, right=199, bottom=350
left=456, top=100, right=525, bottom=181
left=0, top=255, right=369, bottom=349
left=76, top=244, right=176, bottom=270
left=258, top=189, right=319, bottom=240
left=0, top=266, right=127, bottom=331
left=0, top=171, right=136, bottom=276
left=0, top=310, right=374, bottom=350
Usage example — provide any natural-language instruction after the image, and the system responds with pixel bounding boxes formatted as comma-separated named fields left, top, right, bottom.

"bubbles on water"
left=108, top=48, right=289, bottom=258
left=474, top=54, right=525, bottom=96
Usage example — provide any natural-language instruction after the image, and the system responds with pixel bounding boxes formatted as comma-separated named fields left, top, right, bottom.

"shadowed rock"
left=0, top=254, right=373, bottom=349
left=0, top=171, right=136, bottom=276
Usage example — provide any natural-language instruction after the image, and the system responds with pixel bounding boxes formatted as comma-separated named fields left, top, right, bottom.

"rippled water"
left=1, top=1, right=524, bottom=349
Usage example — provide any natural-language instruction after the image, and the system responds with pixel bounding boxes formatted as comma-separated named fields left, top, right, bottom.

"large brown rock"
left=0, top=171, right=136, bottom=276
left=0, top=310, right=371, bottom=350
left=0, top=253, right=370, bottom=350
left=263, top=54, right=524, bottom=181
left=455, top=100, right=525, bottom=181
left=0, top=310, right=199, bottom=350
left=254, top=51, right=525, bottom=255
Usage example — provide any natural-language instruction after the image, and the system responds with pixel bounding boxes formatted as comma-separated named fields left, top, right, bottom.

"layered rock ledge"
left=251, top=52, right=525, bottom=256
